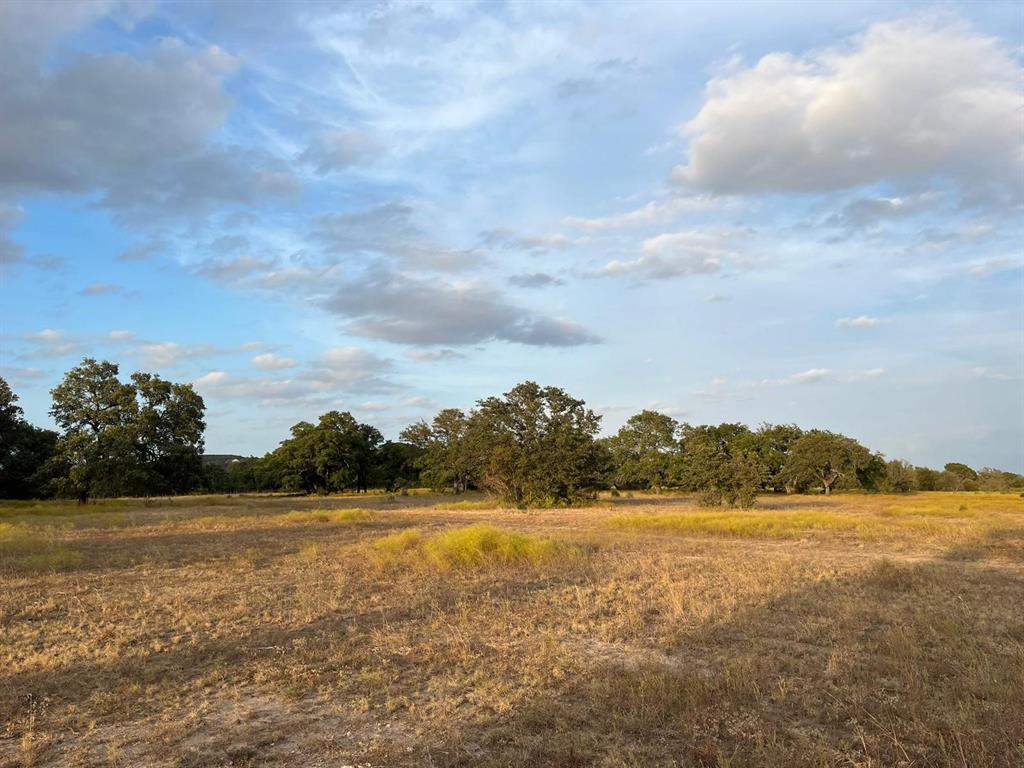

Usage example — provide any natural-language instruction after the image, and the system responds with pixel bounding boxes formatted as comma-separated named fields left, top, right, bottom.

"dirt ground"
left=1, top=491, right=1022, bottom=767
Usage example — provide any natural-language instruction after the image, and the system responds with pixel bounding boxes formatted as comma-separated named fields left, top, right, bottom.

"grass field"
left=1, top=491, right=1022, bottom=767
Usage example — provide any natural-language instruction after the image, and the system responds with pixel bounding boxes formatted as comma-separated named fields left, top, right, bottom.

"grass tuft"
left=423, top=524, right=563, bottom=568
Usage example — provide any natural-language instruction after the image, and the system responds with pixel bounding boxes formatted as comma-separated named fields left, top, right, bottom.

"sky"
left=0, top=0, right=1021, bottom=471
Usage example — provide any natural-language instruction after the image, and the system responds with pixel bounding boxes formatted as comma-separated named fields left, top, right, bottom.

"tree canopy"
left=47, top=359, right=206, bottom=501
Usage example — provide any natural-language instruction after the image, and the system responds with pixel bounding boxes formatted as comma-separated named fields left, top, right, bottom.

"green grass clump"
left=423, top=524, right=562, bottom=568
left=373, top=528, right=424, bottom=558
left=370, top=524, right=568, bottom=569
left=281, top=508, right=375, bottom=524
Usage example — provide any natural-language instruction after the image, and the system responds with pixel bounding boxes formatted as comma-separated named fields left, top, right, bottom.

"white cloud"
left=195, top=371, right=229, bottom=386
left=840, top=368, right=887, bottom=382
left=674, top=19, right=1023, bottom=204
left=133, top=341, right=220, bottom=367
left=595, top=229, right=741, bottom=281
left=563, top=195, right=726, bottom=231
left=763, top=368, right=832, bottom=386
left=27, top=329, right=62, bottom=343
left=251, top=353, right=298, bottom=370
left=967, top=256, right=1021, bottom=278
left=836, top=315, right=883, bottom=328
left=109, top=329, right=136, bottom=341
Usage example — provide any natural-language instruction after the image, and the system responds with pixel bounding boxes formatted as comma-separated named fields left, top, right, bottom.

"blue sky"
left=1, top=0, right=1021, bottom=471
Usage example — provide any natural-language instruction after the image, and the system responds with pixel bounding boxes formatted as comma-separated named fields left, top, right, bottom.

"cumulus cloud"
left=322, top=267, right=599, bottom=347
left=595, top=229, right=741, bottom=281
left=194, top=346, right=395, bottom=405
left=826, top=193, right=940, bottom=235
left=405, top=348, right=465, bottom=362
left=508, top=272, right=564, bottom=288
left=836, top=315, right=883, bottom=328
left=0, top=12, right=297, bottom=219
left=109, top=330, right=136, bottom=341
left=763, top=368, right=832, bottom=386
left=251, top=353, right=298, bottom=370
left=674, top=19, right=1023, bottom=204
left=132, top=341, right=221, bottom=367
left=22, top=329, right=80, bottom=358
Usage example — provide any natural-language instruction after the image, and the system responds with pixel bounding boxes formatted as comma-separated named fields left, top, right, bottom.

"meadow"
left=1, top=491, right=1022, bottom=767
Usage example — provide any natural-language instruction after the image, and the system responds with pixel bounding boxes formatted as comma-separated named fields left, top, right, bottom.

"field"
left=1, top=491, right=1022, bottom=767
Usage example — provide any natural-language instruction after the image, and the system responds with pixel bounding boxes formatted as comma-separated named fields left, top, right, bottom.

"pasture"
left=1, top=491, right=1022, bottom=767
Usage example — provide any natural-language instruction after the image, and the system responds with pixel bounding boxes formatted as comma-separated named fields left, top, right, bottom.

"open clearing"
left=1, top=491, right=1022, bottom=767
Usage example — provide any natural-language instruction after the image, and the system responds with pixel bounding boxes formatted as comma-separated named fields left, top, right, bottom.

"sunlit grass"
left=607, top=510, right=868, bottom=538
left=370, top=524, right=570, bottom=570
left=432, top=499, right=498, bottom=511
left=280, top=508, right=376, bottom=524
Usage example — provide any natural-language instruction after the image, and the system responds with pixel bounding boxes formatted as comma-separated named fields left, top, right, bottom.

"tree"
left=676, top=423, right=765, bottom=507
left=271, top=411, right=383, bottom=494
left=373, top=441, right=422, bottom=492
left=400, top=408, right=477, bottom=493
left=944, top=462, right=979, bottom=491
left=780, top=430, right=876, bottom=495
left=468, top=382, right=603, bottom=507
left=48, top=359, right=205, bottom=501
left=736, top=423, right=804, bottom=493
left=0, top=377, right=58, bottom=499
left=915, top=466, right=941, bottom=491
left=604, top=410, right=680, bottom=490
left=881, top=459, right=917, bottom=493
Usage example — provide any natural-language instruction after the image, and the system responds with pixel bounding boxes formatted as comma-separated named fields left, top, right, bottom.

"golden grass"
left=606, top=491, right=1024, bottom=543
left=279, top=507, right=376, bottom=524
left=432, top=499, right=499, bottom=511
left=371, top=524, right=569, bottom=570
left=423, top=524, right=565, bottom=568
left=0, top=491, right=1021, bottom=767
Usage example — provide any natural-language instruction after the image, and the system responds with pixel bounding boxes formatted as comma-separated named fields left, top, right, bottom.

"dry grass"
left=0, top=491, right=1021, bottom=767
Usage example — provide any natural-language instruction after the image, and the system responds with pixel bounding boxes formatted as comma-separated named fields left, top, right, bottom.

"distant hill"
left=202, top=454, right=251, bottom=468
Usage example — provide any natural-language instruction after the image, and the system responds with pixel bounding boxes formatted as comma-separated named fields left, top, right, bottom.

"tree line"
left=2, top=360, right=1022, bottom=506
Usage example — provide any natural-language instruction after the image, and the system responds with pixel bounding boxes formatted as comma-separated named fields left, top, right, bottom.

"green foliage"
left=881, top=459, right=918, bottom=493
left=0, top=377, right=58, bottom=499
left=270, top=411, right=383, bottom=494
left=603, top=410, right=679, bottom=491
left=735, top=423, right=804, bottom=492
left=372, top=440, right=422, bottom=491
left=675, top=423, right=765, bottom=508
left=779, top=430, right=878, bottom=495
left=47, top=359, right=206, bottom=501
left=401, top=408, right=477, bottom=493
left=468, top=382, right=604, bottom=507
left=944, top=462, right=980, bottom=491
